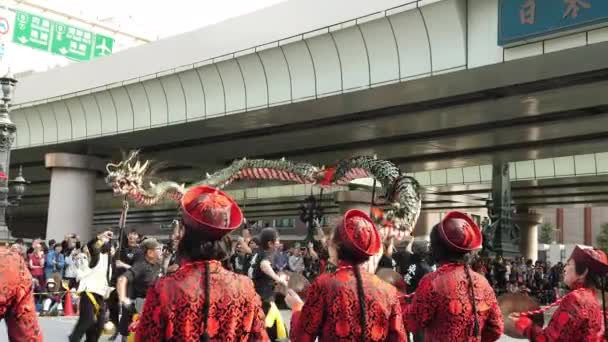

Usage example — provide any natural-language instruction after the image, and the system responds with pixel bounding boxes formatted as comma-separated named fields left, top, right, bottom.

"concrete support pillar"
left=411, top=212, right=440, bottom=241
left=512, top=209, right=543, bottom=263
left=45, top=153, right=104, bottom=242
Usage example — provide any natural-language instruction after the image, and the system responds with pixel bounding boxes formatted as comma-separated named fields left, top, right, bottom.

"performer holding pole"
left=135, top=185, right=268, bottom=341
left=403, top=211, right=504, bottom=342
left=285, top=209, right=407, bottom=341
left=506, top=245, right=608, bottom=341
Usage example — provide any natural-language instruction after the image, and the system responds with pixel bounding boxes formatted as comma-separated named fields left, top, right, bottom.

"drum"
left=287, top=272, right=310, bottom=300
left=498, top=293, right=544, bottom=338
left=275, top=271, right=311, bottom=301
left=376, top=268, right=407, bottom=293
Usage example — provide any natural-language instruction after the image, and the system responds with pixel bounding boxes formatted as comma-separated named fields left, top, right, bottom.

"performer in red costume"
left=0, top=246, right=43, bottom=341
left=508, top=245, right=608, bottom=341
left=404, top=211, right=503, bottom=342
left=286, top=209, right=407, bottom=341
left=136, top=185, right=268, bottom=341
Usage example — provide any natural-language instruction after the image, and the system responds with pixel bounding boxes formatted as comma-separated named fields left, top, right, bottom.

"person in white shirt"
left=70, top=230, right=114, bottom=342
left=289, top=245, right=305, bottom=273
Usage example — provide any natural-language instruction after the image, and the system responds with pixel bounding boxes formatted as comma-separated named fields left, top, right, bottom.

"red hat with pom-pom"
left=180, top=185, right=243, bottom=240
left=337, top=209, right=381, bottom=258
left=437, top=211, right=483, bottom=253
left=571, top=245, right=608, bottom=276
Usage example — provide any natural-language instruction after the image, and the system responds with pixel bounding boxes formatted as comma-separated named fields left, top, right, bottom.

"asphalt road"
left=0, top=313, right=532, bottom=342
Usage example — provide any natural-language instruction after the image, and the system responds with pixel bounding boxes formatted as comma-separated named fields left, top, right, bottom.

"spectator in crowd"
left=230, top=236, right=253, bottom=275
left=288, top=243, right=305, bottom=273
left=45, top=242, right=65, bottom=281
left=40, top=277, right=64, bottom=316
left=273, top=243, right=289, bottom=272
left=64, top=247, right=81, bottom=289
left=29, top=240, right=46, bottom=286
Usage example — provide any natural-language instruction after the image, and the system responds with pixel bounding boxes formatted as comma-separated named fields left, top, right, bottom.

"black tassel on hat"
left=465, top=264, right=480, bottom=337
left=200, top=261, right=210, bottom=342
left=602, top=276, right=607, bottom=341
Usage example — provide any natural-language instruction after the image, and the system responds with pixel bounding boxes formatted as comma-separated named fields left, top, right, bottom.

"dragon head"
left=105, top=151, right=149, bottom=196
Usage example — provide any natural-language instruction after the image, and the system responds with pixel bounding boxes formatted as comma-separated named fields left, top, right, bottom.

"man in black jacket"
left=403, top=238, right=434, bottom=342
left=116, top=238, right=162, bottom=342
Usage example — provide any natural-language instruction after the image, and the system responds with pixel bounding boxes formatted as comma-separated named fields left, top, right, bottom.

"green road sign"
left=12, top=10, right=114, bottom=61
left=13, top=11, right=52, bottom=51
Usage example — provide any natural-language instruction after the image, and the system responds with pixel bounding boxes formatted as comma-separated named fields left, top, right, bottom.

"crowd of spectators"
left=9, top=235, right=88, bottom=316
left=473, top=256, right=565, bottom=304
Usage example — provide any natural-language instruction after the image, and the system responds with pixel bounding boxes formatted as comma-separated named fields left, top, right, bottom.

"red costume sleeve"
left=404, top=274, right=436, bottom=333
left=387, top=294, right=408, bottom=341
left=481, top=291, right=503, bottom=342
left=136, top=285, right=164, bottom=342
left=5, top=258, right=42, bottom=342
left=515, top=292, right=586, bottom=341
left=289, top=279, right=324, bottom=342
left=247, top=291, right=270, bottom=341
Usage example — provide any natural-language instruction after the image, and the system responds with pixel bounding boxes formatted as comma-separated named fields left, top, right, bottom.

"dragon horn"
left=106, top=162, right=119, bottom=173
left=133, top=161, right=141, bottom=171
left=206, top=173, right=211, bottom=179
left=139, top=160, right=149, bottom=173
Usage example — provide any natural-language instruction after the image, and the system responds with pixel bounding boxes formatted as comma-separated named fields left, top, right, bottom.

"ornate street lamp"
left=0, top=70, right=18, bottom=243
left=9, top=165, right=29, bottom=203
left=299, top=191, right=324, bottom=242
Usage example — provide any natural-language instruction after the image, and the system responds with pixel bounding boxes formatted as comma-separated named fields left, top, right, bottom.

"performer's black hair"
left=177, top=228, right=232, bottom=262
left=260, top=227, right=278, bottom=251
left=430, top=225, right=480, bottom=337
left=573, top=258, right=603, bottom=289
left=572, top=257, right=608, bottom=339
left=334, top=233, right=369, bottom=342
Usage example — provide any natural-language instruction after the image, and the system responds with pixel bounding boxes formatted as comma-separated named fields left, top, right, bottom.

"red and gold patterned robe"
left=290, top=262, right=407, bottom=341
left=0, top=247, right=42, bottom=341
left=136, top=260, right=268, bottom=341
left=404, top=263, right=503, bottom=342
left=515, top=284, right=605, bottom=342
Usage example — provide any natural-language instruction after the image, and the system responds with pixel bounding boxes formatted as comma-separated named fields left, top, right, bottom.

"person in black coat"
left=403, top=238, right=434, bottom=342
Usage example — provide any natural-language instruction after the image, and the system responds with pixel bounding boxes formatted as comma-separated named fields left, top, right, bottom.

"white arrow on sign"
left=18, top=36, right=27, bottom=44
left=59, top=47, right=67, bottom=55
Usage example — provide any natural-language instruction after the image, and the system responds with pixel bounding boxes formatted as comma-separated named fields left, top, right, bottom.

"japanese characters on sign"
left=12, top=10, right=114, bottom=61
left=499, top=0, right=606, bottom=46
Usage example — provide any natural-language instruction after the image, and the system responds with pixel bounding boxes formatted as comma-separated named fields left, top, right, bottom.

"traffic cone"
left=63, top=291, right=75, bottom=316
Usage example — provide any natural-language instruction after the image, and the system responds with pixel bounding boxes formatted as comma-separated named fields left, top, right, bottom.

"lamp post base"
left=0, top=224, right=12, bottom=245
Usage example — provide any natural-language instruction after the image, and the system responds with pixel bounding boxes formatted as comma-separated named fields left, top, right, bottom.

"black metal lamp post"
left=0, top=71, right=21, bottom=243
left=299, top=192, right=324, bottom=242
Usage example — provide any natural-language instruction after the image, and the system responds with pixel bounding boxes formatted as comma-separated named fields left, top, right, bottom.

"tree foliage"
left=596, top=222, right=608, bottom=254
left=538, top=223, right=555, bottom=244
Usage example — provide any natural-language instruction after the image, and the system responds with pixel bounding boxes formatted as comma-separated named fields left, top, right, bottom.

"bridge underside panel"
left=11, top=0, right=469, bottom=149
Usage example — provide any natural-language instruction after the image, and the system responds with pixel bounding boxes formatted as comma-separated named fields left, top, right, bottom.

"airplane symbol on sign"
left=95, top=38, right=111, bottom=56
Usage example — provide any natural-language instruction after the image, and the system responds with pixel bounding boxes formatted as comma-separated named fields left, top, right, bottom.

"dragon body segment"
left=106, top=152, right=423, bottom=237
